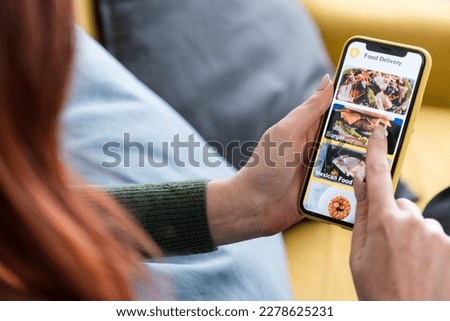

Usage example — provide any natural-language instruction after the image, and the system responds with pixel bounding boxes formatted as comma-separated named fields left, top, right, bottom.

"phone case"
left=299, top=35, right=432, bottom=229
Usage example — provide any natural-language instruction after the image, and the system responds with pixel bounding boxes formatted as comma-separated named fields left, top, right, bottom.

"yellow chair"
left=74, top=0, right=450, bottom=300
left=285, top=0, right=450, bottom=300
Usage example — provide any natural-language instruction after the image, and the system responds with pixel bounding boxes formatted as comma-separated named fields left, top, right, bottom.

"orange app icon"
left=349, top=47, right=360, bottom=58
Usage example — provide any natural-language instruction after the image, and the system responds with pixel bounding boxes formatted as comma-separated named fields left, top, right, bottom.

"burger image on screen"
left=332, top=107, right=391, bottom=147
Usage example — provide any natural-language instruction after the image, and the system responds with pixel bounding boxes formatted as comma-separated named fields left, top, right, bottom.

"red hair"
left=0, top=1, right=160, bottom=300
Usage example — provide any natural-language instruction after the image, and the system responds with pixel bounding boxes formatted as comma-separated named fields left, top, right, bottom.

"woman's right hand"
left=350, top=125, right=450, bottom=300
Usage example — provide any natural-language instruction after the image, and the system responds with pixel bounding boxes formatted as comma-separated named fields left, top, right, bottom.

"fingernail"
left=372, top=124, right=386, bottom=139
left=316, top=74, right=330, bottom=91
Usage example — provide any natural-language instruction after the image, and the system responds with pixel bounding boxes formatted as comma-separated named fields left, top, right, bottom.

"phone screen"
left=300, top=38, right=426, bottom=227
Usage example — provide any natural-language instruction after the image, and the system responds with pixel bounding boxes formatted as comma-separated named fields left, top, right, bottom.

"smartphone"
left=299, top=36, right=432, bottom=229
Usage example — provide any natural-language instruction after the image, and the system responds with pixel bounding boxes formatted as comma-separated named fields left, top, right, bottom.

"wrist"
left=206, top=177, right=262, bottom=246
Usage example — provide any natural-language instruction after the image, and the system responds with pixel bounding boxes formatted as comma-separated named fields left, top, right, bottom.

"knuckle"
left=424, top=218, right=445, bottom=234
left=366, top=162, right=389, bottom=175
left=424, top=217, right=441, bottom=227
left=396, top=198, right=412, bottom=207
left=396, top=198, right=420, bottom=213
left=369, top=212, right=398, bottom=234
left=403, top=215, right=420, bottom=228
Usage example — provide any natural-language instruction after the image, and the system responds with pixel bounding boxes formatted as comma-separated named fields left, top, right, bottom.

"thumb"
left=283, top=74, right=333, bottom=131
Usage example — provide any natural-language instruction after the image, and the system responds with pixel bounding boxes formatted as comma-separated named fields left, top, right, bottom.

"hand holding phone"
left=299, top=36, right=432, bottom=229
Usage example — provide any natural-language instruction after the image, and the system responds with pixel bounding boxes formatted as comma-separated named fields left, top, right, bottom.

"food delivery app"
left=301, top=40, right=424, bottom=225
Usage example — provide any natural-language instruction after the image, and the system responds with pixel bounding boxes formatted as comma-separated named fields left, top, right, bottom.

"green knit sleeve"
left=106, top=181, right=216, bottom=255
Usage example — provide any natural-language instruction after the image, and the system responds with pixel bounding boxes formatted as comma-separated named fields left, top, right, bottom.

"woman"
left=0, top=0, right=333, bottom=299
left=2, top=1, right=449, bottom=301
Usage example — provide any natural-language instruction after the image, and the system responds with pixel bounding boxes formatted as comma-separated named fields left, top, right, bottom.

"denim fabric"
left=61, top=29, right=292, bottom=300
left=98, top=0, right=333, bottom=168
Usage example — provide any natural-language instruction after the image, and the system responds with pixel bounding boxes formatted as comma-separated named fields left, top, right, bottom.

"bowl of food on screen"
left=337, top=68, right=414, bottom=115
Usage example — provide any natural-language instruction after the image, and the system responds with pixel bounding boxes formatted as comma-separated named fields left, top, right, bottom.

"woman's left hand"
left=207, top=74, right=333, bottom=245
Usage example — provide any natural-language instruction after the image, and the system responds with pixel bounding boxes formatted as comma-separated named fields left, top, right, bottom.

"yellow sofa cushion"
left=302, top=0, right=450, bottom=108
left=74, top=0, right=99, bottom=39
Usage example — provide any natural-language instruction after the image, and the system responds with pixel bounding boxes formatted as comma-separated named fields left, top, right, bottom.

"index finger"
left=365, top=125, right=397, bottom=211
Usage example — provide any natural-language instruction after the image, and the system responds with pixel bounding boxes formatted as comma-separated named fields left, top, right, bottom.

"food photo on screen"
left=325, top=104, right=402, bottom=154
left=302, top=181, right=356, bottom=222
left=336, top=67, right=414, bottom=115
left=313, top=143, right=366, bottom=187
